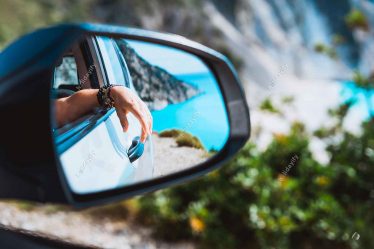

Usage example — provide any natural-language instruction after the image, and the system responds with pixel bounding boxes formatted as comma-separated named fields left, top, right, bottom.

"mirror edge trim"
left=55, top=23, right=251, bottom=207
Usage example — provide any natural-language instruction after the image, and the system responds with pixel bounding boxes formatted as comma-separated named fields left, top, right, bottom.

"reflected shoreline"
left=152, top=133, right=208, bottom=177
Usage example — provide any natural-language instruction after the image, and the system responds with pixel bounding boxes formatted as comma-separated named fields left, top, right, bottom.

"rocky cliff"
left=91, top=0, right=374, bottom=106
left=116, top=39, right=199, bottom=110
left=1, top=0, right=373, bottom=106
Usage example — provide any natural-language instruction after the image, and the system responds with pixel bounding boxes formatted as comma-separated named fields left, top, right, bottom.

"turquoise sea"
left=151, top=72, right=230, bottom=151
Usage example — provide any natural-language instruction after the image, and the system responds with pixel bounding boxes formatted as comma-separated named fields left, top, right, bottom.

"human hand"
left=110, top=86, right=152, bottom=142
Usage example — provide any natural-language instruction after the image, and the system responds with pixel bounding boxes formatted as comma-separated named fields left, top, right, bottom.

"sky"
left=126, top=40, right=210, bottom=75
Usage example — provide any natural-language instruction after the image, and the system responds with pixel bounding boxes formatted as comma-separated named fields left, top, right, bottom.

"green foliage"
left=281, top=95, right=295, bottom=105
left=351, top=72, right=374, bottom=118
left=314, top=43, right=326, bottom=53
left=13, top=200, right=38, bottom=211
left=140, top=62, right=374, bottom=248
left=84, top=199, right=140, bottom=221
left=159, top=129, right=204, bottom=150
left=139, top=116, right=374, bottom=248
left=314, top=43, right=338, bottom=60
left=175, top=135, right=204, bottom=150
left=0, top=0, right=93, bottom=49
left=353, top=71, right=374, bottom=90
left=0, top=0, right=201, bottom=49
left=260, top=98, right=280, bottom=114
left=159, top=129, right=182, bottom=138
left=322, top=118, right=374, bottom=248
left=345, top=9, right=369, bottom=31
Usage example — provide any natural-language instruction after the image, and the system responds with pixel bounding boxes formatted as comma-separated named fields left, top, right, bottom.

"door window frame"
left=54, top=37, right=113, bottom=153
left=94, top=36, right=131, bottom=88
left=55, top=36, right=135, bottom=153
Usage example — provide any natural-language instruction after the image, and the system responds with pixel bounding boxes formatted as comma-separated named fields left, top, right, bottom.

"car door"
left=94, top=35, right=154, bottom=184
left=56, top=36, right=153, bottom=195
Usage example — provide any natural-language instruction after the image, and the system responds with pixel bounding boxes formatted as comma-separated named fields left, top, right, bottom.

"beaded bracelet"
left=97, top=84, right=123, bottom=109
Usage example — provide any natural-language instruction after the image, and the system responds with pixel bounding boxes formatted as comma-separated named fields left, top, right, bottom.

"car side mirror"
left=0, top=23, right=250, bottom=207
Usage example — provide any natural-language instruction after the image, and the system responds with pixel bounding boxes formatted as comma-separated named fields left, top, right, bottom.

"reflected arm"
left=55, top=89, right=99, bottom=127
left=54, top=87, right=152, bottom=142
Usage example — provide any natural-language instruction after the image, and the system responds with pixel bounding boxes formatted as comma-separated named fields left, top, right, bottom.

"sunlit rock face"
left=202, top=0, right=373, bottom=105
left=93, top=0, right=374, bottom=102
left=209, top=0, right=359, bottom=79
left=116, top=39, right=199, bottom=111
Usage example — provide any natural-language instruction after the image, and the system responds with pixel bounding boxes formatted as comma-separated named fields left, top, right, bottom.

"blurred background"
left=0, top=0, right=373, bottom=248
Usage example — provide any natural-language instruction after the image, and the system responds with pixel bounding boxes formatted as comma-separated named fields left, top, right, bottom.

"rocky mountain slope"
left=88, top=0, right=374, bottom=107
left=116, top=39, right=199, bottom=110
left=2, top=0, right=372, bottom=107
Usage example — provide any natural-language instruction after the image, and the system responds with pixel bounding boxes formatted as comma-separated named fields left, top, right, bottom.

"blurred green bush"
left=0, top=0, right=93, bottom=49
left=130, top=7, right=374, bottom=247
left=138, top=112, right=374, bottom=249
left=345, top=9, right=369, bottom=31
left=160, top=129, right=205, bottom=150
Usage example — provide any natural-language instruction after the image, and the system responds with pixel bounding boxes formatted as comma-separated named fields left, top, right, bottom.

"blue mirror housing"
left=0, top=23, right=250, bottom=207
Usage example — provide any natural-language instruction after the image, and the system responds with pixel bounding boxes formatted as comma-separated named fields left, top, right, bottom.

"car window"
left=54, top=56, right=79, bottom=89
left=52, top=41, right=103, bottom=138
left=95, top=36, right=130, bottom=87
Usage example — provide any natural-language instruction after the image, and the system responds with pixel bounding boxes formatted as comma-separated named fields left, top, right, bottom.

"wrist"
left=97, top=84, right=125, bottom=108
left=110, top=85, right=123, bottom=103
left=97, top=85, right=114, bottom=108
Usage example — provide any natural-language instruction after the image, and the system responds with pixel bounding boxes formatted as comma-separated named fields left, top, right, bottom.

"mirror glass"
left=52, top=35, right=229, bottom=194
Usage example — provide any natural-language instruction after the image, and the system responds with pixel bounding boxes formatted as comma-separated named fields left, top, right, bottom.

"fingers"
left=116, top=110, right=129, bottom=132
left=132, top=107, right=150, bottom=143
left=129, top=96, right=152, bottom=140
left=141, top=102, right=153, bottom=136
left=117, top=107, right=148, bottom=142
left=112, top=87, right=153, bottom=143
left=140, top=126, right=147, bottom=143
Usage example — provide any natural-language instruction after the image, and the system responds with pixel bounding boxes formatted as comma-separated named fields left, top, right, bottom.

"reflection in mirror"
left=52, top=35, right=229, bottom=195
left=119, top=39, right=229, bottom=171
